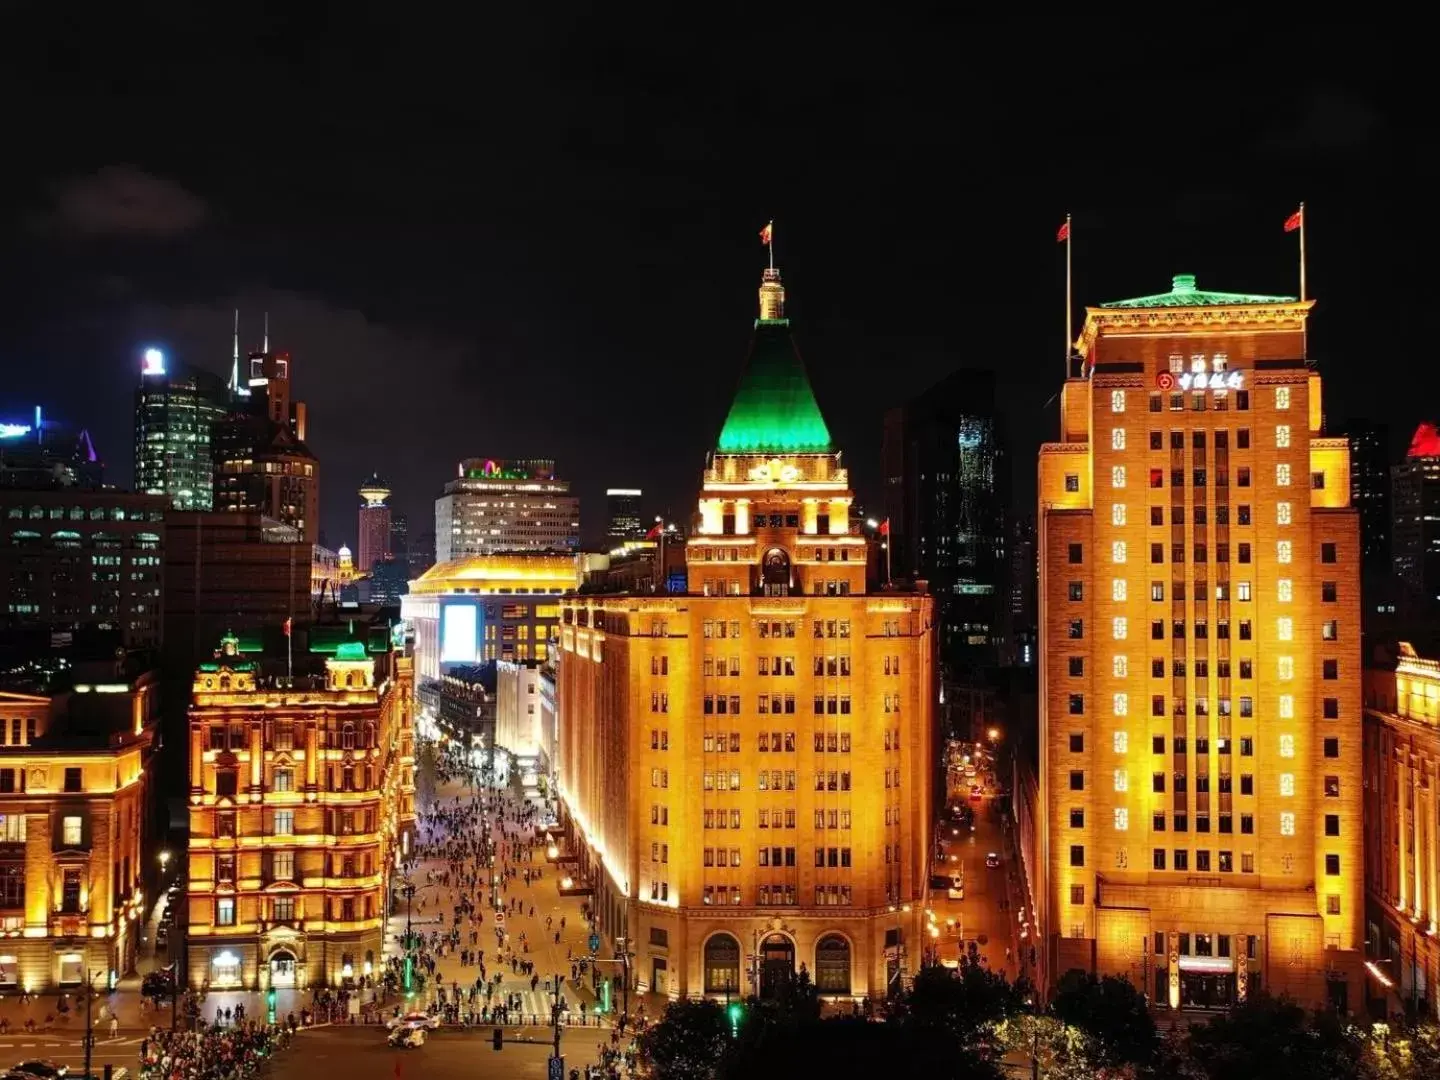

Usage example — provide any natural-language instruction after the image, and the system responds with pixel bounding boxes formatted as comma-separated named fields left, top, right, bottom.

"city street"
left=393, top=750, right=620, bottom=1026
left=0, top=1030, right=139, bottom=1077
left=270, top=1025, right=605, bottom=1080
left=927, top=751, right=1023, bottom=984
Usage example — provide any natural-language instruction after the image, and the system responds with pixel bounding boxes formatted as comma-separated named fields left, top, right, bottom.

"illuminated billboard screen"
left=440, top=603, right=478, bottom=664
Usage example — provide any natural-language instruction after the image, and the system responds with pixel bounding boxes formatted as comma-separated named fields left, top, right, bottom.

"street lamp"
left=986, top=727, right=1001, bottom=744
left=158, top=850, right=171, bottom=872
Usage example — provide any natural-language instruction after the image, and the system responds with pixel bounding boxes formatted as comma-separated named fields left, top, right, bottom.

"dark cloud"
left=1263, top=88, right=1382, bottom=156
left=49, top=166, right=208, bottom=238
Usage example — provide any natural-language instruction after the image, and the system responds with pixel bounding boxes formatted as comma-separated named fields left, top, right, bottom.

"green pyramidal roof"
left=717, top=320, right=833, bottom=453
left=1101, top=274, right=1297, bottom=309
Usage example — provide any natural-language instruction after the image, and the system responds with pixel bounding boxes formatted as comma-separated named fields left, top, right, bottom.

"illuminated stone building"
left=0, top=665, right=158, bottom=992
left=184, top=626, right=415, bottom=991
left=401, top=553, right=579, bottom=684
left=557, top=262, right=935, bottom=1002
left=1362, top=643, right=1440, bottom=1019
left=1038, top=274, right=1362, bottom=1010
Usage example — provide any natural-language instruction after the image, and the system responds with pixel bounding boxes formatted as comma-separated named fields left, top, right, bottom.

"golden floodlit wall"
left=1040, top=279, right=1362, bottom=1011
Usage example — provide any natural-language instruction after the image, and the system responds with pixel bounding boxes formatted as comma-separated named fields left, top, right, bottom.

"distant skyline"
left=1, top=16, right=1427, bottom=549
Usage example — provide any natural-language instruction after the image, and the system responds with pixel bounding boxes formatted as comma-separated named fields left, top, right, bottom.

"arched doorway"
left=815, top=935, right=851, bottom=995
left=759, top=933, right=794, bottom=999
left=703, top=933, right=740, bottom=995
left=269, top=948, right=298, bottom=988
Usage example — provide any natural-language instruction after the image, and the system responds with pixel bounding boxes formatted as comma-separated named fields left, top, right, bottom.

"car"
left=947, top=886, right=964, bottom=900
left=985, top=852, right=1000, bottom=868
left=11, top=1062, right=68, bottom=1079
left=387, top=1011, right=441, bottom=1031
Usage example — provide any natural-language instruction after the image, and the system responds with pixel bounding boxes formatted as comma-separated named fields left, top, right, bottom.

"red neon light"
left=1409, top=423, right=1440, bottom=459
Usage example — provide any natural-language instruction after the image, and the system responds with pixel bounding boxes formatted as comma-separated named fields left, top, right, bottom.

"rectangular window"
left=61, top=816, right=82, bottom=847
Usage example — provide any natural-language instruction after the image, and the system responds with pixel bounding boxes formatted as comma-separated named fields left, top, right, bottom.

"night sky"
left=1, top=15, right=1429, bottom=550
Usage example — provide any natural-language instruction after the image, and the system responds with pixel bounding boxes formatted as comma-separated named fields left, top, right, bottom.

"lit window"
left=1277, top=501, right=1292, bottom=525
left=1280, top=812, right=1296, bottom=836
left=1279, top=696, right=1294, bottom=719
left=1113, top=694, right=1128, bottom=718
left=1112, top=428, right=1127, bottom=450
left=1112, top=503, right=1127, bottom=526
left=1191, top=355, right=1206, bottom=373
left=1275, top=425, right=1290, bottom=448
left=1112, top=655, right=1128, bottom=678
left=62, top=816, right=82, bottom=846
left=1279, top=734, right=1295, bottom=757
left=1237, top=581, right=1252, bottom=601
left=1279, top=773, right=1295, bottom=797
left=1112, top=578, right=1127, bottom=601
left=1276, top=387, right=1291, bottom=410
left=1277, top=617, right=1293, bottom=641
left=1278, top=656, right=1293, bottom=680
left=1112, top=541, right=1127, bottom=564
left=1114, top=808, right=1129, bottom=831
left=1111, top=390, right=1126, bottom=413
left=1112, top=466, right=1126, bottom=489
left=1112, top=617, right=1127, bottom=640
left=1277, top=578, right=1293, bottom=602
left=1277, top=541, right=1292, bottom=564
left=1113, top=730, right=1128, bottom=753
left=1276, top=464, right=1291, bottom=486
left=1113, top=770, right=1128, bottom=792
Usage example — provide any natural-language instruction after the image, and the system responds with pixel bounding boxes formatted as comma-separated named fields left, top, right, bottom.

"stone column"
left=1426, top=763, right=1439, bottom=932
left=306, top=722, right=320, bottom=789
left=1417, top=766, right=1427, bottom=921
left=1399, top=757, right=1410, bottom=912
left=189, top=721, right=203, bottom=793
left=250, top=722, right=264, bottom=791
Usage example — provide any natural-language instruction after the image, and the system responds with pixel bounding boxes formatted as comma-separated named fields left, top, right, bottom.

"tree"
left=1181, top=993, right=1360, bottom=1080
left=640, top=999, right=733, bottom=1080
left=723, top=1016, right=1004, bottom=1080
left=1050, top=969, right=1156, bottom=1068
left=894, top=952, right=1027, bottom=1042
left=1357, top=1018, right=1440, bottom=1080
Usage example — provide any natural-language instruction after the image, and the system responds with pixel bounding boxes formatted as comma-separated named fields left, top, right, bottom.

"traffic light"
left=266, top=987, right=277, bottom=1023
left=493, top=1026, right=503, bottom=1051
left=727, top=1001, right=744, bottom=1037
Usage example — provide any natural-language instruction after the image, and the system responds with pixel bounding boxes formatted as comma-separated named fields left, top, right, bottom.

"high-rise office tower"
left=212, top=339, right=320, bottom=543
left=390, top=512, right=409, bottom=564
left=434, top=459, right=579, bottom=560
left=883, top=370, right=1008, bottom=669
left=133, top=348, right=230, bottom=510
left=605, top=488, right=645, bottom=546
left=1341, top=420, right=1390, bottom=579
left=1038, top=274, right=1361, bottom=1011
left=556, top=260, right=935, bottom=1000
left=1391, top=424, right=1440, bottom=604
left=357, top=473, right=392, bottom=574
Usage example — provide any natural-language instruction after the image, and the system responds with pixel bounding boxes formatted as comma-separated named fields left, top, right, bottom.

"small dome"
left=338, top=544, right=352, bottom=558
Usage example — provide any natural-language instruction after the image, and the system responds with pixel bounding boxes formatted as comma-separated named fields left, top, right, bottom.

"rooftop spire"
left=229, top=309, right=241, bottom=395
left=263, top=312, right=270, bottom=353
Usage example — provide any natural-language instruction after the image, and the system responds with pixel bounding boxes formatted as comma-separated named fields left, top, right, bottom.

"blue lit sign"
left=0, top=424, right=31, bottom=439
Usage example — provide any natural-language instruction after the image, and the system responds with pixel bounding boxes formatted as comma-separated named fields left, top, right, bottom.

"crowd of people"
left=138, top=1021, right=292, bottom=1079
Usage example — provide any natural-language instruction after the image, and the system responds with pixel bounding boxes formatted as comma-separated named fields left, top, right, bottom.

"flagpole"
left=1298, top=201, right=1307, bottom=302
left=1065, top=212, right=1073, bottom=378
left=768, top=220, right=775, bottom=271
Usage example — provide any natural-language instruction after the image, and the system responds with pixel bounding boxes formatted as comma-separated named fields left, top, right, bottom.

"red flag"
left=759, top=222, right=773, bottom=246
left=283, top=617, right=292, bottom=637
left=1056, top=220, right=1070, bottom=243
left=879, top=519, right=890, bottom=537
left=1284, top=207, right=1303, bottom=233
left=645, top=522, right=663, bottom=540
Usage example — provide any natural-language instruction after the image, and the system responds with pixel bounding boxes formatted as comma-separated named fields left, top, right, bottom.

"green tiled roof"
left=1101, top=274, right=1297, bottom=309
left=717, top=321, right=833, bottom=454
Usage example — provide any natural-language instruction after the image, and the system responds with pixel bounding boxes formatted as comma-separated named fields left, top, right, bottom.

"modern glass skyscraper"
left=133, top=349, right=230, bottom=510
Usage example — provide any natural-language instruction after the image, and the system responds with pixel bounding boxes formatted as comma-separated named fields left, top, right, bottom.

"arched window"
left=704, top=933, right=741, bottom=994
left=815, top=935, right=851, bottom=994
left=342, top=723, right=356, bottom=749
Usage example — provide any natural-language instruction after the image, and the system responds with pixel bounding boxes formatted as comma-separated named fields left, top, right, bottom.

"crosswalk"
left=430, top=984, right=609, bottom=1027
left=0, top=1034, right=142, bottom=1047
